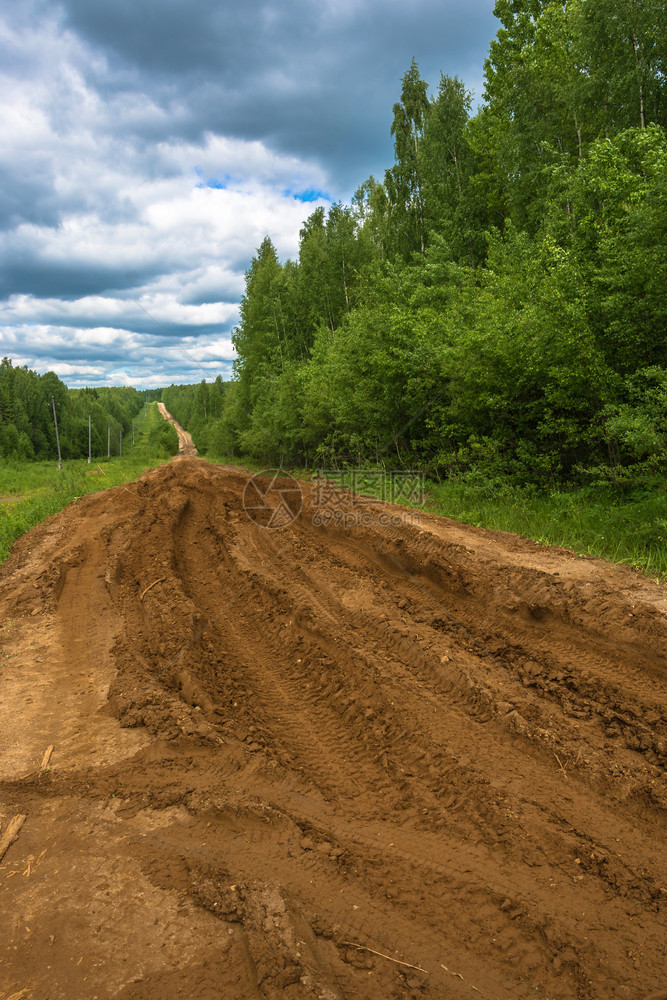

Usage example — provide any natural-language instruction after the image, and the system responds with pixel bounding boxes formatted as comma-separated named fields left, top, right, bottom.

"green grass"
left=423, top=478, right=667, bottom=580
left=0, top=403, right=173, bottom=564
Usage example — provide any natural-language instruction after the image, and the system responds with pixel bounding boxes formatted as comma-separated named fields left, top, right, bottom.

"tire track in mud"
left=169, top=494, right=391, bottom=802
left=0, top=457, right=666, bottom=1000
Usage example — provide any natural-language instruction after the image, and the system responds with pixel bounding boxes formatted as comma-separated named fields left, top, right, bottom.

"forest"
left=160, top=0, right=666, bottom=494
left=0, top=358, right=150, bottom=461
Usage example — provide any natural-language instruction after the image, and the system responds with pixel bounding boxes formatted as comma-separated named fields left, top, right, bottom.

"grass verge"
left=424, top=479, right=667, bottom=581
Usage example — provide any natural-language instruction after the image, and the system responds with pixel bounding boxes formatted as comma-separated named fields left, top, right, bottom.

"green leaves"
left=549, top=125, right=667, bottom=372
left=385, top=59, right=430, bottom=259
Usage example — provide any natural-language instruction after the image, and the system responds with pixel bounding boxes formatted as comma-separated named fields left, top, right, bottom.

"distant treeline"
left=172, top=0, right=666, bottom=487
left=0, top=357, right=145, bottom=461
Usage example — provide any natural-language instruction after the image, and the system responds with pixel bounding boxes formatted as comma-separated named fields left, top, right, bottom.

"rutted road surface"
left=0, top=458, right=666, bottom=999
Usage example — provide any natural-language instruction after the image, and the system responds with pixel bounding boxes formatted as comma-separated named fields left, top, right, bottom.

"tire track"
left=1, top=457, right=665, bottom=1000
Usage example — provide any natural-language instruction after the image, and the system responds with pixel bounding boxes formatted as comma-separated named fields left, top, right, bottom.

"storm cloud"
left=0, top=0, right=497, bottom=387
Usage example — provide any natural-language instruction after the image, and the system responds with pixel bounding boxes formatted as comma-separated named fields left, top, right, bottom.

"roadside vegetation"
left=424, top=480, right=667, bottom=580
left=0, top=402, right=178, bottom=563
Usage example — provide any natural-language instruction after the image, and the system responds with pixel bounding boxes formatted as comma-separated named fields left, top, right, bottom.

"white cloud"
left=0, top=18, right=327, bottom=386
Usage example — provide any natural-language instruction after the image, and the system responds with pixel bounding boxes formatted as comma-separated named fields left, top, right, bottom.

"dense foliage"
left=190, top=0, right=666, bottom=488
left=0, top=358, right=148, bottom=461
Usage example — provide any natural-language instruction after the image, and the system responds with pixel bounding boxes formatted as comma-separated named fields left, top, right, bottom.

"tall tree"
left=420, top=74, right=486, bottom=262
left=581, top=0, right=666, bottom=132
left=384, top=59, right=430, bottom=259
left=352, top=175, right=390, bottom=261
left=232, top=236, right=287, bottom=417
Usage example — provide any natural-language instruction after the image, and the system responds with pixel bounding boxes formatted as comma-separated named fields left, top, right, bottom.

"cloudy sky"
left=0, top=0, right=497, bottom=388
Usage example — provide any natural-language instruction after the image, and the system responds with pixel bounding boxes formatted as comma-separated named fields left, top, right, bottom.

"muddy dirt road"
left=0, top=459, right=666, bottom=1000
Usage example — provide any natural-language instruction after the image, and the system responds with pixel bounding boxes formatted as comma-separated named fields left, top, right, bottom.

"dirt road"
left=156, top=402, right=197, bottom=456
left=0, top=459, right=666, bottom=999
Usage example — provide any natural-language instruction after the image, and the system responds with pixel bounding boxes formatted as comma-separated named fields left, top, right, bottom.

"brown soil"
left=0, top=457, right=666, bottom=1000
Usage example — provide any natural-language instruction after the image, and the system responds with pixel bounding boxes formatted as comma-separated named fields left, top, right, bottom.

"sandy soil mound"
left=0, top=458, right=665, bottom=999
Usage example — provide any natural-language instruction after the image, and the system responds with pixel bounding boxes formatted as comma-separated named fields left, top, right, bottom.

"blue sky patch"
left=194, top=166, right=230, bottom=190
left=284, top=188, right=331, bottom=203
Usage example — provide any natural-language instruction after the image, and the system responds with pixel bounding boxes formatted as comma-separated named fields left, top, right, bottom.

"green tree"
left=384, top=59, right=430, bottom=259
left=232, top=236, right=288, bottom=424
left=581, top=0, right=666, bottom=132
left=420, top=74, right=486, bottom=263
left=549, top=125, right=667, bottom=374
left=353, top=176, right=391, bottom=261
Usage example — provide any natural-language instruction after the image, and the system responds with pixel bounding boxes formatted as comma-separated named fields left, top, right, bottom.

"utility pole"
left=88, top=414, right=91, bottom=464
left=51, top=397, right=62, bottom=470
left=107, top=425, right=110, bottom=459
left=119, top=429, right=122, bottom=458
left=132, top=421, right=134, bottom=449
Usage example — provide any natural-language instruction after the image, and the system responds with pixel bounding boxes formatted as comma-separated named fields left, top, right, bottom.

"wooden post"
left=51, top=397, right=62, bottom=470
left=0, top=814, right=26, bottom=863
left=107, top=425, right=110, bottom=459
left=88, top=414, right=91, bottom=464
left=119, top=429, right=122, bottom=458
